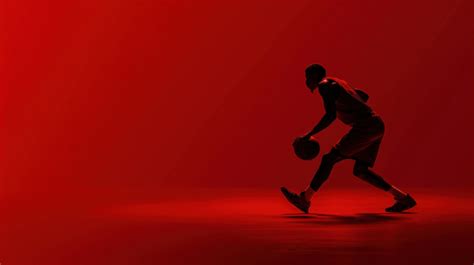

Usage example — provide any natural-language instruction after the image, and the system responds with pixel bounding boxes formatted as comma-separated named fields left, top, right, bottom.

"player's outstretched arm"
left=355, top=88, right=369, bottom=102
left=302, top=85, right=337, bottom=138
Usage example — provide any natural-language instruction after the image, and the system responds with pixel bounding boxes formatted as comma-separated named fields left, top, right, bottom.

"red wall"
left=3, top=0, right=474, bottom=198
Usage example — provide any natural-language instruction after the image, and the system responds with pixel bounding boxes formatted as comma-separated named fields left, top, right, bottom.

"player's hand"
left=293, top=134, right=311, bottom=146
left=301, top=133, right=312, bottom=140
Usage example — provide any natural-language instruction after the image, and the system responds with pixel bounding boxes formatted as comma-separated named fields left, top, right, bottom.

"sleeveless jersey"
left=325, top=77, right=376, bottom=126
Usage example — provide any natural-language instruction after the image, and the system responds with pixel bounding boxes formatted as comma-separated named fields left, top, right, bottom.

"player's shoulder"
left=318, top=78, right=339, bottom=97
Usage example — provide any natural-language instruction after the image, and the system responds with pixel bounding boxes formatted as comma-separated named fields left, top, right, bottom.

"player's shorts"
left=334, top=115, right=385, bottom=167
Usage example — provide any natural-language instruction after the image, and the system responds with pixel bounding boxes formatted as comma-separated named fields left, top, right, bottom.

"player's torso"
left=326, top=77, right=376, bottom=125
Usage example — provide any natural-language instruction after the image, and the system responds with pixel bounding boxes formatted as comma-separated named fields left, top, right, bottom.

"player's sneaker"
left=280, top=187, right=311, bottom=213
left=385, top=194, right=417, bottom=212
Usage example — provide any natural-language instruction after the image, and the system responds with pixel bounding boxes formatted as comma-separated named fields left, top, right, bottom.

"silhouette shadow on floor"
left=281, top=213, right=408, bottom=225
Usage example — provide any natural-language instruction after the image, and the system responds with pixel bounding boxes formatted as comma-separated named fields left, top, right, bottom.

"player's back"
left=325, top=77, right=376, bottom=125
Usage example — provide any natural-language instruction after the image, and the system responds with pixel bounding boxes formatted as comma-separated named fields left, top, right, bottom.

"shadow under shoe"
left=280, top=187, right=311, bottom=214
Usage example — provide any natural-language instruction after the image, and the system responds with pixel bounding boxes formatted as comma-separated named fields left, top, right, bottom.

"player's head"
left=305, top=64, right=326, bottom=92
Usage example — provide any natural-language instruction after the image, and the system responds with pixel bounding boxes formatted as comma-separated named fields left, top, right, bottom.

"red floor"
left=3, top=187, right=474, bottom=265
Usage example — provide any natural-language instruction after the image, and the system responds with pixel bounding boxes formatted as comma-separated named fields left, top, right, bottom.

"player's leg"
left=353, top=160, right=392, bottom=191
left=280, top=148, right=345, bottom=213
left=304, top=148, right=346, bottom=200
left=353, top=160, right=416, bottom=212
left=282, top=120, right=377, bottom=213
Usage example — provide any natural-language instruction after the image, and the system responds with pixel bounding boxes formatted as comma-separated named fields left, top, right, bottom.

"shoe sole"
left=386, top=200, right=417, bottom=213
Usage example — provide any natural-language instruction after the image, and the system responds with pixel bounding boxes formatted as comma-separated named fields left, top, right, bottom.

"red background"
left=3, top=0, right=474, bottom=200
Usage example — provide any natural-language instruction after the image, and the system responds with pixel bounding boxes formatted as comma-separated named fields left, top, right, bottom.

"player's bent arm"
left=304, top=112, right=336, bottom=138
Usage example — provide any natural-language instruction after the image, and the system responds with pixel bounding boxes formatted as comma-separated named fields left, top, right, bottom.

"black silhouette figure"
left=281, top=64, right=416, bottom=213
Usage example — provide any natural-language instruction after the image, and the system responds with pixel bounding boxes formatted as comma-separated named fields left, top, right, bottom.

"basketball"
left=293, top=137, right=320, bottom=160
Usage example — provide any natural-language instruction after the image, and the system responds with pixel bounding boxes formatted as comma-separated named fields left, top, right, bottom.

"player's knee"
left=321, top=151, right=340, bottom=165
left=353, top=164, right=368, bottom=176
left=321, top=153, right=332, bottom=163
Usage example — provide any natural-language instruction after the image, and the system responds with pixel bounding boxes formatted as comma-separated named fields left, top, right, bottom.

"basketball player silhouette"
left=281, top=64, right=416, bottom=213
